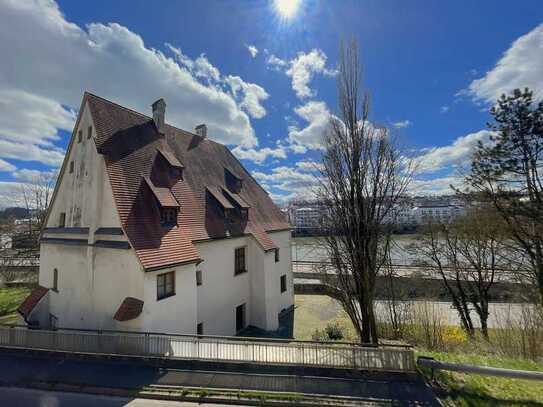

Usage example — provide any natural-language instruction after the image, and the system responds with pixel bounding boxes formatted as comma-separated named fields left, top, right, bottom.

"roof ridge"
left=84, top=91, right=225, bottom=148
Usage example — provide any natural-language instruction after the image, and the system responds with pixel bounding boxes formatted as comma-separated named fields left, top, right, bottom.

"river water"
left=292, top=236, right=537, bottom=329
left=292, top=235, right=421, bottom=264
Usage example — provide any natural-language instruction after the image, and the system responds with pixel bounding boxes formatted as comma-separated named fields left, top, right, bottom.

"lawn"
left=293, top=294, right=357, bottom=341
left=418, top=351, right=543, bottom=407
left=0, top=287, right=31, bottom=324
left=294, top=295, right=543, bottom=406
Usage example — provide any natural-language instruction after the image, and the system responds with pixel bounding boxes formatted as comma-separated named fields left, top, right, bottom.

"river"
left=292, top=236, right=537, bottom=329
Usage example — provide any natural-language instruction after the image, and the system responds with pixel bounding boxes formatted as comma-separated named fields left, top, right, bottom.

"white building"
left=18, top=93, right=293, bottom=336
left=412, top=204, right=466, bottom=224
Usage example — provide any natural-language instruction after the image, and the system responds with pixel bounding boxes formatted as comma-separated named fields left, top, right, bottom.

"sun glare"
left=274, top=0, right=301, bottom=20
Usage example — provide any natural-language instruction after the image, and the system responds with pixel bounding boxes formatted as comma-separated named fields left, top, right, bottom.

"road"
left=0, top=351, right=440, bottom=406
left=0, top=387, right=242, bottom=407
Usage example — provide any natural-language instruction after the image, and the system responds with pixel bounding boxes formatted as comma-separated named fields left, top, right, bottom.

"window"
left=58, top=212, right=66, bottom=227
left=52, top=268, right=58, bottom=292
left=197, top=322, right=203, bottom=335
left=160, top=208, right=177, bottom=226
left=196, top=269, right=202, bottom=286
left=157, top=271, right=175, bottom=300
left=234, top=247, right=246, bottom=275
left=77, top=130, right=82, bottom=143
left=274, top=248, right=280, bottom=263
left=87, top=126, right=92, bottom=139
left=170, top=167, right=183, bottom=179
left=69, top=161, right=74, bottom=174
left=235, top=303, right=246, bottom=332
left=280, top=275, right=287, bottom=293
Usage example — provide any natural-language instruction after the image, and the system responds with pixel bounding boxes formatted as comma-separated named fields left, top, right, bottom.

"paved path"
left=0, top=387, right=241, bottom=407
left=0, top=352, right=439, bottom=406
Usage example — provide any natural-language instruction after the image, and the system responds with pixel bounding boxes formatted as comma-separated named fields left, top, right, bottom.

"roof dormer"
left=225, top=168, right=243, bottom=193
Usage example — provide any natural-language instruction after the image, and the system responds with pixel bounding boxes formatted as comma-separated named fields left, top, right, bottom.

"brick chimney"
left=152, top=98, right=166, bottom=133
left=195, top=124, right=207, bottom=138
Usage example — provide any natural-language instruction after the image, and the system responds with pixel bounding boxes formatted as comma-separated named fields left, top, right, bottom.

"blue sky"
left=0, top=0, right=542, bottom=206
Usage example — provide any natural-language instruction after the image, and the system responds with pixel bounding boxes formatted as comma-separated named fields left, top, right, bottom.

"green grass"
left=417, top=350, right=543, bottom=406
left=0, top=287, right=31, bottom=324
left=293, top=295, right=358, bottom=341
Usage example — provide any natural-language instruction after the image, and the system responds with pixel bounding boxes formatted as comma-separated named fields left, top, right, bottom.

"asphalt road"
left=0, top=351, right=440, bottom=406
left=0, top=387, right=242, bottom=407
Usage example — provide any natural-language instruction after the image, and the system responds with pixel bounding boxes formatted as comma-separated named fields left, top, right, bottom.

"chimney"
left=195, top=124, right=207, bottom=138
left=152, top=98, right=166, bottom=133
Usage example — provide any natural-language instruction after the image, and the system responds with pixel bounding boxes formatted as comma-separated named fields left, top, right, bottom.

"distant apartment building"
left=286, top=201, right=326, bottom=235
left=412, top=204, right=466, bottom=224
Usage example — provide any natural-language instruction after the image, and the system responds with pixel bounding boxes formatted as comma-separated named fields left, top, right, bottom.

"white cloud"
left=286, top=49, right=336, bottom=99
left=0, top=89, right=76, bottom=146
left=225, top=76, right=269, bottom=119
left=440, top=105, right=450, bottom=114
left=392, top=120, right=412, bottom=129
left=415, top=130, right=492, bottom=174
left=266, top=54, right=287, bottom=69
left=245, top=44, right=258, bottom=58
left=0, top=159, right=16, bottom=172
left=252, top=165, right=319, bottom=193
left=0, top=0, right=266, bottom=151
left=0, top=181, right=26, bottom=208
left=193, top=54, right=221, bottom=82
left=231, top=145, right=286, bottom=164
left=267, top=50, right=335, bottom=98
left=0, top=139, right=65, bottom=166
left=288, top=101, right=331, bottom=151
left=296, top=160, right=323, bottom=172
left=467, top=23, right=543, bottom=103
left=13, top=168, right=57, bottom=183
left=409, top=176, right=465, bottom=196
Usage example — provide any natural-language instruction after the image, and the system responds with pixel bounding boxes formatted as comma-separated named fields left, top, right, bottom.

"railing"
left=0, top=325, right=415, bottom=372
left=418, top=356, right=543, bottom=381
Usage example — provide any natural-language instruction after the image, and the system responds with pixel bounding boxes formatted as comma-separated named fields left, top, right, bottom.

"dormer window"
left=225, top=168, right=243, bottom=193
left=240, top=208, right=248, bottom=220
left=144, top=177, right=180, bottom=226
left=161, top=208, right=178, bottom=226
left=157, top=147, right=184, bottom=182
left=170, top=167, right=183, bottom=179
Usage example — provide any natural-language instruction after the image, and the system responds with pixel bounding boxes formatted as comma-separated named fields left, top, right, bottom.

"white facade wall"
left=141, top=263, right=198, bottom=334
left=195, top=230, right=293, bottom=336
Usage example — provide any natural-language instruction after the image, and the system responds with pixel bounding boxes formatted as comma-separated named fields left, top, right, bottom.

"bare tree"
left=411, top=206, right=510, bottom=339
left=19, top=172, right=56, bottom=247
left=317, top=40, right=414, bottom=344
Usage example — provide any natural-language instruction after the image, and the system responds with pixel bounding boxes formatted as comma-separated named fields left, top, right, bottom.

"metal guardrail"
left=0, top=324, right=415, bottom=372
left=418, top=357, right=543, bottom=381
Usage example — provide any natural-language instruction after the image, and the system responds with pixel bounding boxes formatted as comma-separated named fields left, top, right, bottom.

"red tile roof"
left=113, top=297, right=144, bottom=321
left=144, top=177, right=180, bottom=208
left=223, top=188, right=251, bottom=209
left=85, top=93, right=289, bottom=270
left=18, top=286, right=49, bottom=318
left=207, top=186, right=234, bottom=209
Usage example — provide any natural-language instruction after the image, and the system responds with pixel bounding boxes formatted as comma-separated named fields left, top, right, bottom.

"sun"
left=274, top=0, right=302, bottom=20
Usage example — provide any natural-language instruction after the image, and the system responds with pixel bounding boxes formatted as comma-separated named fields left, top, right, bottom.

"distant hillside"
left=0, top=207, right=29, bottom=220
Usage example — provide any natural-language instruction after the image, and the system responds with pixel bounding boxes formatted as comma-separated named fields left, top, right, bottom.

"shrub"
left=311, top=321, right=345, bottom=341
left=325, top=321, right=344, bottom=340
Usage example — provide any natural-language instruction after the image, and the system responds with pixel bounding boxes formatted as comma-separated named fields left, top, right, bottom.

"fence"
left=418, top=356, right=543, bottom=381
left=0, top=325, right=415, bottom=372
